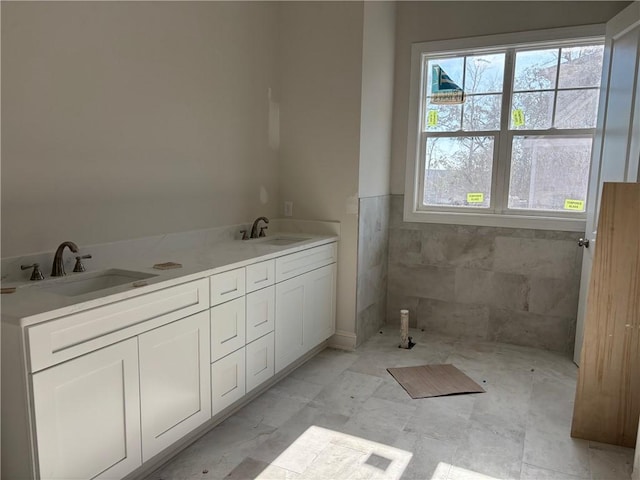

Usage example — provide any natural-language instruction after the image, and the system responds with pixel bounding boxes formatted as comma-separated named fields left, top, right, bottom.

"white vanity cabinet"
left=3, top=278, right=210, bottom=480
left=210, top=261, right=276, bottom=415
left=139, top=311, right=211, bottom=461
left=32, top=338, right=142, bottom=480
left=274, top=244, right=337, bottom=373
left=3, top=239, right=337, bottom=480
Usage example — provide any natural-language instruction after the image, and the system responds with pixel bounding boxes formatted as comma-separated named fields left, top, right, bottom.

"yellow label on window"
left=467, top=193, right=484, bottom=203
left=564, top=199, right=585, bottom=211
left=427, top=110, right=438, bottom=126
left=512, top=109, right=525, bottom=127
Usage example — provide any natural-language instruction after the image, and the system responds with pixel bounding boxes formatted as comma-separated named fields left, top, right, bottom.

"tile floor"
left=146, top=327, right=635, bottom=480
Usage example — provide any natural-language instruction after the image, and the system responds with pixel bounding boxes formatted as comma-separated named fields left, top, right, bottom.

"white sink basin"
left=36, top=269, right=157, bottom=297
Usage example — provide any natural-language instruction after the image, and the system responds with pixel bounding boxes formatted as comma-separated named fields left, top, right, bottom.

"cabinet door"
left=211, top=297, right=246, bottom=362
left=32, top=338, right=141, bottom=480
left=274, top=275, right=307, bottom=373
left=211, top=347, right=246, bottom=415
left=139, top=311, right=211, bottom=462
left=303, top=264, right=336, bottom=350
left=246, top=332, right=275, bottom=393
left=246, top=286, right=275, bottom=343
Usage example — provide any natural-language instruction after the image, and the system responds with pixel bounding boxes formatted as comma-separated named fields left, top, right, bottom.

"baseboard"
left=328, top=330, right=357, bottom=351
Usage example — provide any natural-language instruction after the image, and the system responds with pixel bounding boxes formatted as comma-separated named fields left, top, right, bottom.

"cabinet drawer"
left=210, top=268, right=246, bottom=306
left=210, top=297, right=246, bottom=362
left=246, top=286, right=275, bottom=343
left=246, top=332, right=274, bottom=393
left=246, top=260, right=275, bottom=293
left=27, top=278, right=209, bottom=373
left=211, top=348, right=246, bottom=415
left=275, top=243, right=337, bottom=282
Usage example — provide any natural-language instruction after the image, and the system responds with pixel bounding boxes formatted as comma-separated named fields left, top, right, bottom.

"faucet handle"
left=240, top=230, right=249, bottom=240
left=21, top=263, right=45, bottom=281
left=259, top=226, right=268, bottom=237
left=73, top=254, right=92, bottom=273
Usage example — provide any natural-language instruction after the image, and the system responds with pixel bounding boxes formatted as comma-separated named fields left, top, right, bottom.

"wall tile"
left=388, top=228, right=422, bottom=265
left=491, top=271, right=530, bottom=312
left=388, top=263, right=455, bottom=302
left=422, top=227, right=494, bottom=269
left=493, top=236, right=580, bottom=279
left=417, top=298, right=490, bottom=340
left=386, top=195, right=583, bottom=353
left=454, top=268, right=494, bottom=305
left=488, top=308, right=573, bottom=353
left=356, top=195, right=390, bottom=346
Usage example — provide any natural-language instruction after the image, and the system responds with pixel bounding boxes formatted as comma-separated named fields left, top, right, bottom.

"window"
left=405, top=26, right=605, bottom=230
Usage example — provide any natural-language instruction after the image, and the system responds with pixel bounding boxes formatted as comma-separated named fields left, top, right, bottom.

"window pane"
left=508, top=136, right=592, bottom=212
left=555, top=89, right=599, bottom=129
left=514, top=49, right=558, bottom=91
left=464, top=53, right=505, bottom=94
left=463, top=94, right=501, bottom=131
left=423, top=136, right=494, bottom=208
left=558, top=45, right=604, bottom=88
left=511, top=91, right=554, bottom=129
left=424, top=103, right=462, bottom=132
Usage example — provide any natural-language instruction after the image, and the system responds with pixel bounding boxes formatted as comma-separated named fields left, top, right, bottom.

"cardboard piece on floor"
left=387, top=364, right=485, bottom=399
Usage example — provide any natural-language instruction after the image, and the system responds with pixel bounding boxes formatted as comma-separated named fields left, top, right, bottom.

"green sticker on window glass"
left=564, top=199, right=584, bottom=211
left=467, top=193, right=484, bottom=203
left=512, top=109, right=525, bottom=127
left=427, top=110, right=438, bottom=126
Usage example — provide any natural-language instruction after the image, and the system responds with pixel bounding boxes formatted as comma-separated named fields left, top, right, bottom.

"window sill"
left=403, top=206, right=586, bottom=232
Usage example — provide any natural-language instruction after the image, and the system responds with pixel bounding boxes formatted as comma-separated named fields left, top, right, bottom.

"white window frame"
left=404, top=25, right=605, bottom=231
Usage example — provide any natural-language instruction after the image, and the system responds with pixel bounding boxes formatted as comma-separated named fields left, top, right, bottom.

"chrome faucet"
left=51, top=241, right=79, bottom=277
left=250, top=217, right=269, bottom=239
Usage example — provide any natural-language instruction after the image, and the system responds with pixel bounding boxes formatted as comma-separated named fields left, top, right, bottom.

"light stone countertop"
left=1, top=233, right=338, bottom=327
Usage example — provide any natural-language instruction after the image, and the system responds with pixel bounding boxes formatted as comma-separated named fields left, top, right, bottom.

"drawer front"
left=27, top=279, right=210, bottom=373
left=210, top=297, right=246, bottom=362
left=246, top=286, right=275, bottom=343
left=246, top=332, right=274, bottom=393
left=246, top=260, right=275, bottom=293
left=211, top=347, right=246, bottom=415
left=275, top=243, right=337, bottom=283
left=210, top=268, right=246, bottom=306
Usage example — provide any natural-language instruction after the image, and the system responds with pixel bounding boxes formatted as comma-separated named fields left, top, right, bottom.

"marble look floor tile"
left=520, top=463, right=589, bottom=480
left=146, top=332, right=633, bottom=480
left=392, top=433, right=457, bottom=480
left=268, top=376, right=325, bottom=402
left=588, top=442, right=634, bottom=480
left=342, top=397, right=417, bottom=446
left=523, top=377, right=591, bottom=477
left=234, top=390, right=309, bottom=428
left=289, top=348, right=359, bottom=386
left=310, top=370, right=384, bottom=417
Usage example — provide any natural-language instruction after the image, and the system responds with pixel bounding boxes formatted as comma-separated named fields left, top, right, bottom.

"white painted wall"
left=389, top=0, right=632, bottom=194
left=1, top=2, right=280, bottom=257
left=358, top=2, right=396, bottom=199
left=277, top=2, right=364, bottom=345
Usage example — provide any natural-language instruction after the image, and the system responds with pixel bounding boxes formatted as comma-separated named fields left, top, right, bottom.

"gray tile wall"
left=387, top=195, right=583, bottom=354
left=356, top=195, right=390, bottom=347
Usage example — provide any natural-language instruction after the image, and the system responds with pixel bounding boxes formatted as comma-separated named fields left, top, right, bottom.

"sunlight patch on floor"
left=433, top=461, right=502, bottom=480
left=255, top=425, right=413, bottom=479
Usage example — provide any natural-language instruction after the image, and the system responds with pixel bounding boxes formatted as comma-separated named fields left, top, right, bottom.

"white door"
left=32, top=338, right=141, bottom=480
left=139, top=311, right=211, bottom=461
left=275, top=275, right=307, bottom=373
left=303, top=264, right=337, bottom=350
left=574, top=2, right=640, bottom=365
